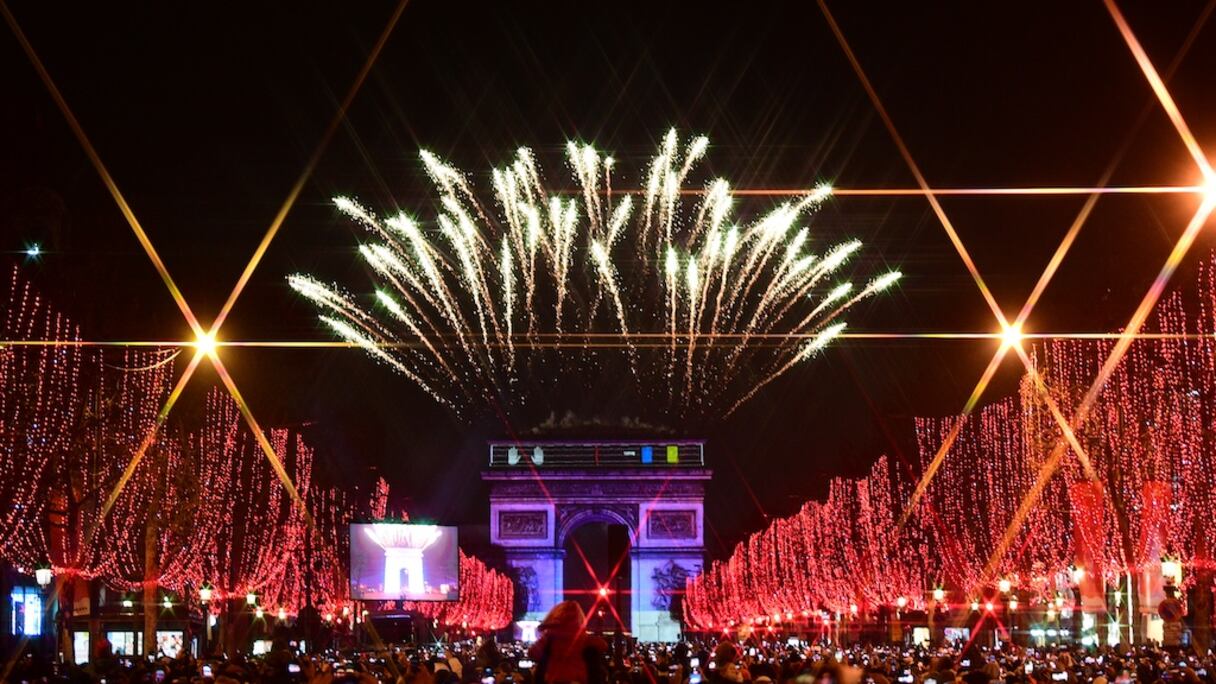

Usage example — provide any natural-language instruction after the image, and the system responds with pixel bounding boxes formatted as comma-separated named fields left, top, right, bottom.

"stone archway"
left=561, top=511, right=634, bottom=632
left=483, top=440, right=710, bottom=642
left=556, top=507, right=636, bottom=548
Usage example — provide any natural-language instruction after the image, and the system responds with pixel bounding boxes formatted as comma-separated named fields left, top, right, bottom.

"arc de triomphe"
left=482, top=440, right=710, bottom=642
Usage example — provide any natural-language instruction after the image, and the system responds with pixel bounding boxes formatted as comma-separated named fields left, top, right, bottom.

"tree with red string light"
left=1, top=270, right=358, bottom=655
left=407, top=552, right=513, bottom=632
left=184, top=390, right=355, bottom=654
left=685, top=456, right=928, bottom=632
left=365, top=481, right=512, bottom=635
left=690, top=254, right=1216, bottom=648
left=1, top=267, right=189, bottom=658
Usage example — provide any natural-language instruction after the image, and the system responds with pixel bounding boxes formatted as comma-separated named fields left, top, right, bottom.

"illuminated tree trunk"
left=87, top=579, right=102, bottom=661
left=143, top=502, right=159, bottom=655
left=1195, top=527, right=1212, bottom=654
left=49, top=485, right=72, bottom=664
left=1129, top=573, right=1144, bottom=646
left=1097, top=601, right=1110, bottom=648
left=58, top=578, right=73, bottom=664
left=222, top=597, right=242, bottom=658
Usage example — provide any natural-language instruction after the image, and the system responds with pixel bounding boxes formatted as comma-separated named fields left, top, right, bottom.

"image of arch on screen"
left=349, top=523, right=460, bottom=601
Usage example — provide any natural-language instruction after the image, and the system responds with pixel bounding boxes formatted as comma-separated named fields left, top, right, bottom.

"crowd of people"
left=5, top=601, right=1213, bottom=684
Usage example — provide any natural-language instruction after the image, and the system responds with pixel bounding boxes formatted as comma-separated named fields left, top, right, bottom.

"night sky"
left=3, top=1, right=1215, bottom=556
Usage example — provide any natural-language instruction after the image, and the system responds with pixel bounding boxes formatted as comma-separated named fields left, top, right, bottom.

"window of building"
left=252, top=639, right=272, bottom=655
left=107, top=630, right=142, bottom=656
left=156, top=630, right=183, bottom=658
left=72, top=631, right=90, bottom=665
left=9, top=586, right=42, bottom=636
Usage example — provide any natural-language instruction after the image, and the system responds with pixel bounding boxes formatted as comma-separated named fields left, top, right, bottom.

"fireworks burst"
left=292, top=130, right=900, bottom=419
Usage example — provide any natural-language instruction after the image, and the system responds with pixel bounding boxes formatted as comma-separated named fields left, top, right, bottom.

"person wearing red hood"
left=528, top=601, right=608, bottom=684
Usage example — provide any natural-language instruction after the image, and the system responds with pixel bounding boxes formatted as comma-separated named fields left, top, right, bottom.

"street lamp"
left=1162, top=558, right=1183, bottom=586
left=933, top=587, right=945, bottom=602
left=198, top=584, right=213, bottom=658
left=998, top=578, right=1012, bottom=594
left=34, top=565, right=54, bottom=658
left=246, top=592, right=257, bottom=606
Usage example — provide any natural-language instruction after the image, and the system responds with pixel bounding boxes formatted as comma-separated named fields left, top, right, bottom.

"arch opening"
left=563, top=520, right=632, bottom=634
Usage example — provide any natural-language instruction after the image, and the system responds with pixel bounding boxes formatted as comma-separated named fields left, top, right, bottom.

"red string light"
left=687, top=255, right=1216, bottom=628
left=1, top=269, right=353, bottom=612
left=403, top=552, right=513, bottom=631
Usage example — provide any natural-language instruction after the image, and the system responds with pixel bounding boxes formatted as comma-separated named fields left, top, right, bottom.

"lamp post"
left=1162, top=558, right=1183, bottom=587
left=34, top=565, right=54, bottom=662
left=245, top=592, right=260, bottom=653
left=122, top=596, right=138, bottom=656
left=1071, top=566, right=1086, bottom=585
left=198, top=584, right=212, bottom=657
left=930, top=588, right=945, bottom=645
left=893, top=597, right=908, bottom=644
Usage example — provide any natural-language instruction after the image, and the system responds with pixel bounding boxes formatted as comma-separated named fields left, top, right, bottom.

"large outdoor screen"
left=349, top=523, right=460, bottom=601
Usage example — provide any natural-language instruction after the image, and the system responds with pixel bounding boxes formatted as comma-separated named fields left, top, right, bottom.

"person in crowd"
left=16, top=629, right=1216, bottom=684
left=528, top=601, right=608, bottom=684
left=445, top=648, right=465, bottom=679
left=710, top=640, right=747, bottom=684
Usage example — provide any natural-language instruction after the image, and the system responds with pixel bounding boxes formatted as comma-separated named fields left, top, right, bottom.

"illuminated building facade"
left=483, top=440, right=709, bottom=642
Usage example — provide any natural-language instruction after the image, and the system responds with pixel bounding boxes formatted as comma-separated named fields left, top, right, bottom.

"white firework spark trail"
left=292, top=131, right=900, bottom=419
